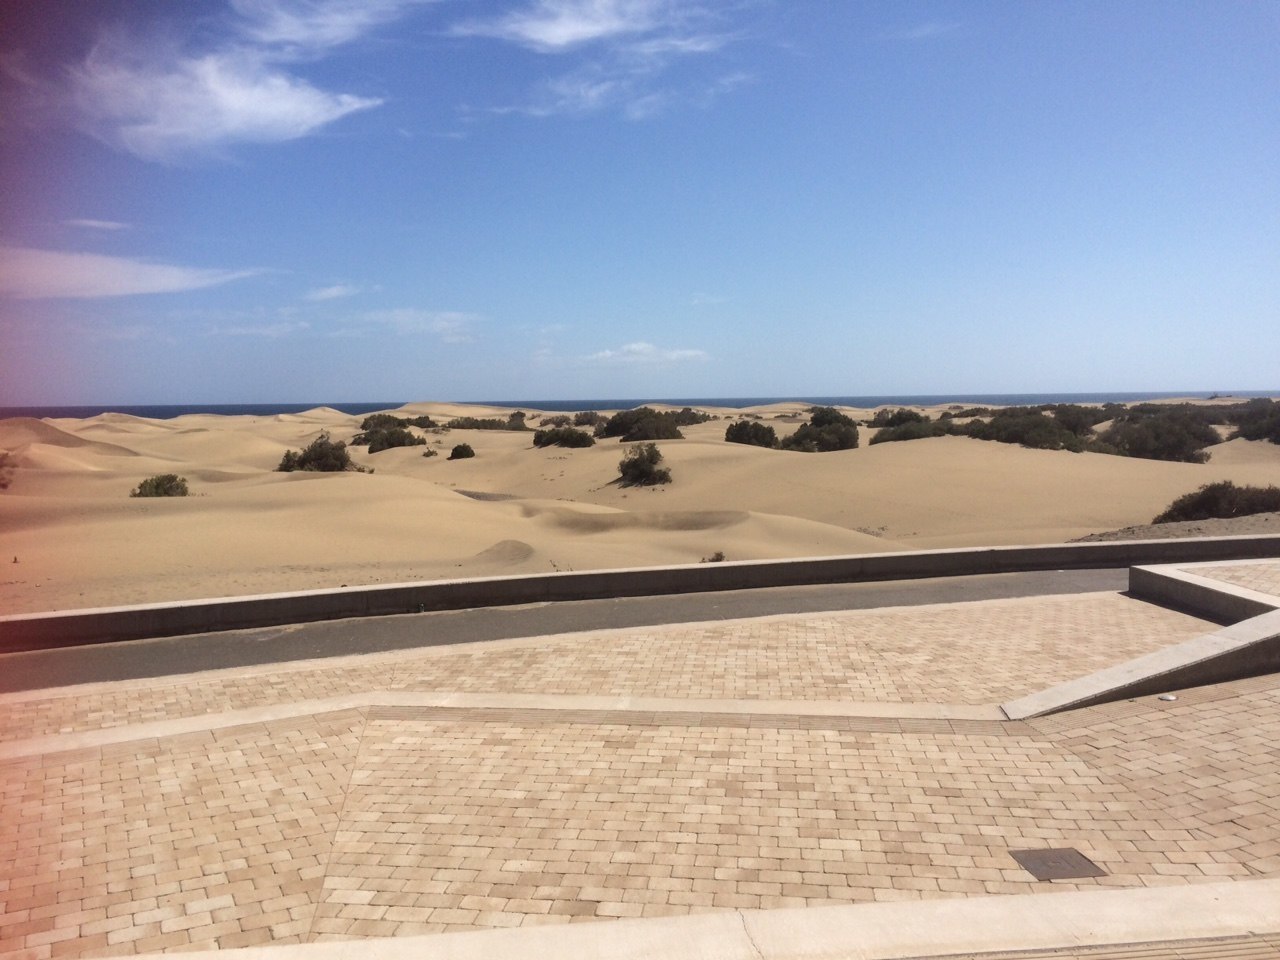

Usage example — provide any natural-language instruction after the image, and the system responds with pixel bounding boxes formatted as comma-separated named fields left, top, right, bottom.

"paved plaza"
left=2, top=574, right=1279, bottom=959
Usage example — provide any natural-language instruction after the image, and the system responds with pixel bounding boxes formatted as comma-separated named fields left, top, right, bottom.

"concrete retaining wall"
left=1129, top=564, right=1280, bottom=623
left=3, top=535, right=1279, bottom=653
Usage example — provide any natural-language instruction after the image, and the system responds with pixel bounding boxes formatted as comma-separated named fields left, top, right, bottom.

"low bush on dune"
left=1153, top=481, right=1280, bottom=523
left=598, top=407, right=685, bottom=441
left=618, top=442, right=671, bottom=485
left=1229, top=398, right=1280, bottom=445
left=869, top=408, right=926, bottom=428
left=532, top=426, right=595, bottom=448
left=724, top=420, right=778, bottom=448
left=359, top=413, right=438, bottom=431
left=964, top=409, right=1086, bottom=451
left=448, top=443, right=475, bottom=460
left=1098, top=408, right=1220, bottom=463
left=939, top=406, right=994, bottom=419
left=278, top=432, right=369, bottom=472
left=667, top=406, right=713, bottom=426
left=539, top=415, right=573, bottom=428
left=130, top=474, right=189, bottom=497
left=446, top=413, right=529, bottom=431
left=780, top=406, right=859, bottom=452
left=0, top=451, right=13, bottom=490
left=870, top=419, right=960, bottom=444
left=352, top=425, right=427, bottom=453
left=574, top=411, right=606, bottom=427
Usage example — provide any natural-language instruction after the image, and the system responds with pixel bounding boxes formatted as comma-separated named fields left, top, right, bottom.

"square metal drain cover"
left=1010, top=847, right=1106, bottom=881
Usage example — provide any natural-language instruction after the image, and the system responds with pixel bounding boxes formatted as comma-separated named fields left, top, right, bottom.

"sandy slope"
left=1, top=401, right=1278, bottom=613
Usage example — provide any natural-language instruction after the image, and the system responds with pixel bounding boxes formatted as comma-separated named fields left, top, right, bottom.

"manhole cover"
left=1009, top=847, right=1107, bottom=881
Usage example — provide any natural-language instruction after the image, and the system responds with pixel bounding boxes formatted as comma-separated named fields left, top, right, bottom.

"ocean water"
left=0, top=391, right=1271, bottom=421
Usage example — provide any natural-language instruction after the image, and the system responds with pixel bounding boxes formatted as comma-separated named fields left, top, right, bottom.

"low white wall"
left=3, top=535, right=1279, bottom=652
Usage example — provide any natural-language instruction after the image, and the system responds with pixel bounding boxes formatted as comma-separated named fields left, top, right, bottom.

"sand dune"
left=1, top=401, right=1277, bottom=613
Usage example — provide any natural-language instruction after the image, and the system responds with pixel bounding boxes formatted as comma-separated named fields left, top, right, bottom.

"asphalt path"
left=0, top=568, right=1130, bottom=693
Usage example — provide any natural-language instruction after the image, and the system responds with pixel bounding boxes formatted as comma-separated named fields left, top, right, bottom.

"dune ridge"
left=1, top=399, right=1277, bottom=614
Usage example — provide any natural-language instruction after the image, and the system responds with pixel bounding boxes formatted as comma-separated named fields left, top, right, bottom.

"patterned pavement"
left=2, top=591, right=1278, bottom=958
left=1192, top=560, right=1280, bottom=601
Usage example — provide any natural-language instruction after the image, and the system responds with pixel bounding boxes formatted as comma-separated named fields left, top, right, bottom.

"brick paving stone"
left=1191, top=560, right=1280, bottom=600
left=0, top=711, right=364, bottom=958
left=1, top=597, right=1276, bottom=957
left=0, top=595, right=1211, bottom=744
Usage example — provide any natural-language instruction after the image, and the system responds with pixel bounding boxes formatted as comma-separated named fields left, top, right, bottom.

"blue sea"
left=1, top=391, right=1272, bottom=421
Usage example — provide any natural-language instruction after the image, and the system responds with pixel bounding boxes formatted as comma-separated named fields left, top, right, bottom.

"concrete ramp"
left=1004, top=560, right=1280, bottom=719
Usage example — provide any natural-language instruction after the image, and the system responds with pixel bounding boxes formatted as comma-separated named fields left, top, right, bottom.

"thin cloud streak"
left=207, top=320, right=311, bottom=337
left=64, top=218, right=131, bottom=231
left=230, top=0, right=432, bottom=52
left=358, top=308, right=477, bottom=343
left=0, top=247, right=260, bottom=299
left=585, top=341, right=707, bottom=364
left=453, top=0, right=671, bottom=52
left=305, top=283, right=361, bottom=301
left=883, top=21, right=961, bottom=41
left=460, top=0, right=735, bottom=119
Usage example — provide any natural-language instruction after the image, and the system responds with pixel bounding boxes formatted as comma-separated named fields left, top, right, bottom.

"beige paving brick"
left=4, top=597, right=1278, bottom=956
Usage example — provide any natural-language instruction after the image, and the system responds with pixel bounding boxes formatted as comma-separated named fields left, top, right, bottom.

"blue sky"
left=1, top=0, right=1278, bottom=405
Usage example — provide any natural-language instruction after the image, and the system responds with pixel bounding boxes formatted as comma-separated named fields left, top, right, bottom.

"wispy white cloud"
left=462, top=0, right=738, bottom=119
left=70, top=42, right=381, bottom=161
left=64, top=218, right=131, bottom=231
left=358, top=308, right=477, bottom=342
left=230, top=0, right=430, bottom=52
left=0, top=246, right=260, bottom=299
left=883, top=21, right=961, bottom=41
left=305, top=283, right=361, bottom=301
left=585, top=341, right=707, bottom=364
left=60, top=0, right=429, bottom=161
left=207, top=320, right=311, bottom=337
left=453, top=0, right=670, bottom=52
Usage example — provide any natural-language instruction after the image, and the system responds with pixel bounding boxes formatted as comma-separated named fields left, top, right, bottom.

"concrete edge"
left=1129, top=563, right=1280, bottom=623
left=3, top=535, right=1280, bottom=651
left=0, top=692, right=1005, bottom=762
left=1002, top=606, right=1280, bottom=719
left=0, top=590, right=1119, bottom=703
left=103, top=878, right=1280, bottom=960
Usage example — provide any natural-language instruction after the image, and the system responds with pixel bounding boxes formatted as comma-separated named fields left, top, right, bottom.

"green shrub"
left=618, top=442, right=671, bottom=485
left=870, top=408, right=926, bottom=428
left=1153, top=481, right=1280, bottom=523
left=448, top=443, right=475, bottom=460
left=781, top=407, right=859, bottom=452
left=130, top=474, right=189, bottom=497
left=870, top=420, right=959, bottom=444
left=532, top=427, right=595, bottom=448
left=359, top=413, right=438, bottom=431
left=965, top=410, right=1085, bottom=451
left=539, top=415, right=573, bottom=428
left=278, top=432, right=364, bottom=472
left=1048, top=404, right=1109, bottom=436
left=352, top=426, right=428, bottom=453
left=360, top=413, right=406, bottom=432
left=724, top=420, right=778, bottom=448
left=445, top=415, right=528, bottom=431
left=1099, top=409, right=1220, bottom=463
left=599, top=407, right=685, bottom=441
left=667, top=407, right=712, bottom=426
left=574, top=411, right=606, bottom=427
left=422, top=448, right=438, bottom=458
left=702, top=551, right=727, bottom=563
left=1230, top=398, right=1280, bottom=444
